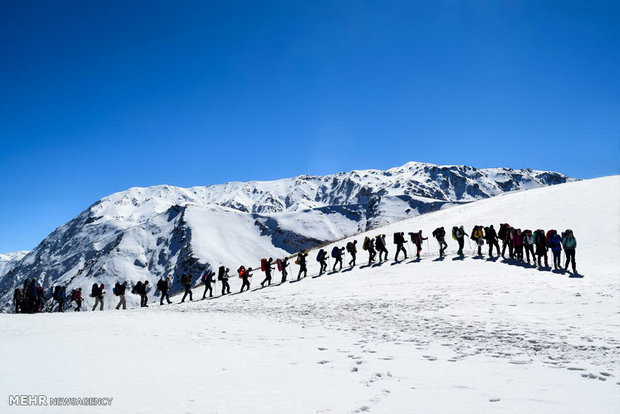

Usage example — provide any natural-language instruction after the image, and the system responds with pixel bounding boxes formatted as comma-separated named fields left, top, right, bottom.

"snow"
left=1, top=176, right=618, bottom=413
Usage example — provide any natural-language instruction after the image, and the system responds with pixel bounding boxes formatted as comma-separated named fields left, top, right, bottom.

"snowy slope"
left=0, top=162, right=572, bottom=311
left=0, top=176, right=617, bottom=414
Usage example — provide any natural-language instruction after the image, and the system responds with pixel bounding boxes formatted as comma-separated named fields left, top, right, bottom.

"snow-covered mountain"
left=0, top=162, right=572, bottom=311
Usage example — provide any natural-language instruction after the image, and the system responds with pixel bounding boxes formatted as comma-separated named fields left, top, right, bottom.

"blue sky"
left=1, top=0, right=619, bottom=252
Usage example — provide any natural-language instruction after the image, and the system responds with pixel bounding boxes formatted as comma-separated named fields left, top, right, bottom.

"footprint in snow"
left=318, top=347, right=328, bottom=351
left=489, top=398, right=501, bottom=403
left=318, top=360, right=330, bottom=365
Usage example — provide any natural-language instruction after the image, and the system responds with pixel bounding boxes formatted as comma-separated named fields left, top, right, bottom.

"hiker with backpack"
left=260, top=258, right=275, bottom=287
left=91, top=283, right=105, bottom=311
left=13, top=288, right=21, bottom=313
left=408, top=231, right=427, bottom=259
left=72, top=288, right=83, bottom=311
left=499, top=223, right=513, bottom=259
left=522, top=230, right=536, bottom=264
left=471, top=226, right=484, bottom=256
left=220, top=268, right=231, bottom=295
left=394, top=232, right=407, bottom=261
left=485, top=225, right=500, bottom=257
left=297, top=251, right=308, bottom=280
left=548, top=230, right=563, bottom=270
left=562, top=230, right=577, bottom=273
left=316, top=249, right=328, bottom=275
left=181, top=274, right=193, bottom=302
left=54, top=286, right=66, bottom=312
left=375, top=235, right=388, bottom=262
left=157, top=277, right=172, bottom=305
left=114, top=281, right=127, bottom=310
left=239, top=266, right=252, bottom=292
left=453, top=226, right=467, bottom=256
left=363, top=237, right=376, bottom=264
left=513, top=229, right=524, bottom=261
left=332, top=246, right=345, bottom=271
left=533, top=229, right=549, bottom=267
left=202, top=270, right=215, bottom=299
left=278, top=257, right=289, bottom=283
left=432, top=227, right=448, bottom=258
left=346, top=240, right=357, bottom=267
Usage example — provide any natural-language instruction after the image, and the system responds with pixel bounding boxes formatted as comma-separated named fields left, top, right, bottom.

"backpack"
left=71, top=289, right=79, bottom=301
left=472, top=226, right=482, bottom=239
left=218, top=266, right=225, bottom=281
left=316, top=249, right=324, bottom=262
left=411, top=232, right=419, bottom=244
left=112, top=285, right=118, bottom=296
left=238, top=266, right=246, bottom=278
left=91, top=283, right=98, bottom=298
left=260, top=258, right=267, bottom=272
left=362, top=237, right=370, bottom=251
left=331, top=246, right=339, bottom=258
left=545, top=230, right=554, bottom=244
left=452, top=227, right=458, bottom=240
left=346, top=242, right=353, bottom=253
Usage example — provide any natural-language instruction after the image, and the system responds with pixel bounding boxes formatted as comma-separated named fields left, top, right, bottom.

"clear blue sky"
left=1, top=0, right=619, bottom=253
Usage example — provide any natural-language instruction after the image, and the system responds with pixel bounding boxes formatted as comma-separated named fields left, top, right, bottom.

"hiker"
left=21, top=279, right=32, bottom=313
left=53, top=286, right=66, bottom=312
left=453, top=226, right=466, bottom=256
left=202, top=270, right=215, bottom=299
left=471, top=225, right=484, bottom=256
left=114, top=281, right=127, bottom=310
left=72, top=288, right=83, bottom=311
left=513, top=229, right=523, bottom=261
left=139, top=281, right=149, bottom=307
left=331, top=246, right=345, bottom=271
left=499, top=223, right=513, bottom=258
left=297, top=252, right=308, bottom=280
left=533, top=229, right=548, bottom=267
left=562, top=230, right=577, bottom=273
left=363, top=236, right=376, bottom=264
left=394, top=232, right=407, bottom=261
left=409, top=231, right=427, bottom=259
left=181, top=274, right=193, bottom=302
left=221, top=268, right=231, bottom=295
left=432, top=227, right=448, bottom=257
left=485, top=225, right=500, bottom=257
left=548, top=230, right=563, bottom=270
left=376, top=235, right=388, bottom=262
left=239, top=266, right=252, bottom=292
left=27, top=278, right=38, bottom=313
left=157, top=277, right=172, bottom=305
left=13, top=288, right=21, bottom=313
left=316, top=249, right=328, bottom=275
left=260, top=258, right=275, bottom=287
left=522, top=230, right=536, bottom=264
left=91, top=283, right=105, bottom=311
left=346, top=240, right=357, bottom=267
left=278, top=257, right=289, bottom=283
left=36, top=283, right=45, bottom=312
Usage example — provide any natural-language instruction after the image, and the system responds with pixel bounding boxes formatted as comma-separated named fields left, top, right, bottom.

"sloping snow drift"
left=1, top=176, right=618, bottom=414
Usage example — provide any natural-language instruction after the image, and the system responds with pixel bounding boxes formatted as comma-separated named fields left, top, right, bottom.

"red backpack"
left=238, top=266, right=246, bottom=278
left=260, top=258, right=267, bottom=272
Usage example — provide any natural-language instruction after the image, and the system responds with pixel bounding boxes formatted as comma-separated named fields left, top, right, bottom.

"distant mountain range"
left=0, top=161, right=573, bottom=311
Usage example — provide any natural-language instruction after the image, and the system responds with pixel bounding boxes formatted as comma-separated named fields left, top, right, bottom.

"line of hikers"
left=11, top=224, right=578, bottom=313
